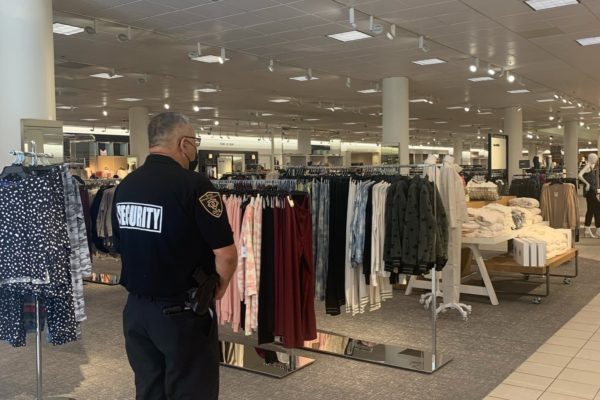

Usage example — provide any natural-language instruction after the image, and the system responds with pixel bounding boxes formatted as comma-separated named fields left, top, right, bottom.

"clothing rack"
left=211, top=179, right=297, bottom=192
left=5, top=148, right=75, bottom=400
left=301, top=163, right=450, bottom=373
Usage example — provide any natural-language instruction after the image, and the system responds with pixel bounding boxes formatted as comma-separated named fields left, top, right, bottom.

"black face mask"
left=187, top=151, right=198, bottom=171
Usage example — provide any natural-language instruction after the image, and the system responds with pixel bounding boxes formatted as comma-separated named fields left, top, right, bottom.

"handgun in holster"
left=163, top=268, right=219, bottom=316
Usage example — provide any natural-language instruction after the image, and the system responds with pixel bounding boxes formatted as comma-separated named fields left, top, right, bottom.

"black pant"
left=585, top=191, right=600, bottom=228
left=123, top=294, right=219, bottom=400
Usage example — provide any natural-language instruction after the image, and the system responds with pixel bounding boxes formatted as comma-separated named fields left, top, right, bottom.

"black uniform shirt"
left=112, top=154, right=234, bottom=297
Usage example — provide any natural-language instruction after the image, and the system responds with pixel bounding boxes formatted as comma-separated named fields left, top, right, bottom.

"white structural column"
left=563, top=120, right=578, bottom=178
left=504, top=107, right=523, bottom=181
left=129, top=107, right=150, bottom=165
left=453, top=136, right=463, bottom=164
left=0, top=0, right=55, bottom=166
left=382, top=77, right=410, bottom=164
left=297, top=131, right=311, bottom=155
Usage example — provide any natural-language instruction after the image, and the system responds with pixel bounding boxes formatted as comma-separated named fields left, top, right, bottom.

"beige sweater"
left=540, top=183, right=578, bottom=229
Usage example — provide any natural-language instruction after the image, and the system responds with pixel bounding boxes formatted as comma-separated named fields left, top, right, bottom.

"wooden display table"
left=483, top=248, right=578, bottom=303
left=466, top=195, right=516, bottom=209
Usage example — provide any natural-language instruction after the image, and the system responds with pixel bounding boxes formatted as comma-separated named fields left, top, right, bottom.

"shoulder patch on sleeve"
left=199, top=192, right=223, bottom=218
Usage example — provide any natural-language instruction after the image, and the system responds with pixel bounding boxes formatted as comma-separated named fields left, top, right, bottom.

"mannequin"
left=578, top=153, right=600, bottom=237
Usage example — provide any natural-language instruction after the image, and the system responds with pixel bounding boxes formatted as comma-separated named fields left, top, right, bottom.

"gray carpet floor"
left=1, top=255, right=599, bottom=400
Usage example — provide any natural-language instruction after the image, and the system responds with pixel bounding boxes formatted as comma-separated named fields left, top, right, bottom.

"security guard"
left=112, top=112, right=237, bottom=400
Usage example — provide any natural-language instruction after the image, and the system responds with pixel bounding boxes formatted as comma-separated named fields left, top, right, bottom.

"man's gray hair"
left=147, top=112, right=190, bottom=147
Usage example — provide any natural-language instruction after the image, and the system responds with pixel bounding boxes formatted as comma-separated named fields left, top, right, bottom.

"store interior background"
left=3, top=1, right=600, bottom=400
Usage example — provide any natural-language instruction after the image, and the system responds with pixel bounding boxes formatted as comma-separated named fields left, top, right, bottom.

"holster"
left=186, top=268, right=219, bottom=316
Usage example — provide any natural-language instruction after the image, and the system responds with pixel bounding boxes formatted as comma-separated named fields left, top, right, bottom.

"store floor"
left=1, top=250, right=599, bottom=400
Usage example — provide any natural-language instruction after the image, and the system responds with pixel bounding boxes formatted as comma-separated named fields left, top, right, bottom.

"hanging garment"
left=258, top=205, right=275, bottom=345
left=325, top=178, right=349, bottom=316
left=540, top=183, right=578, bottom=229
left=0, top=169, right=78, bottom=347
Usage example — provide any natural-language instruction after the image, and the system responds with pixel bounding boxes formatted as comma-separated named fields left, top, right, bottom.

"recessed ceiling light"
left=579, top=111, right=593, bottom=114
left=536, top=98, right=556, bottom=102
left=118, top=97, right=142, bottom=102
left=524, top=120, right=535, bottom=123
left=478, top=112, right=493, bottom=115
left=196, top=87, right=220, bottom=93
left=290, top=75, right=319, bottom=81
left=576, top=36, right=600, bottom=46
left=357, top=88, right=381, bottom=94
left=525, top=0, right=579, bottom=11
left=197, top=106, right=215, bottom=110
left=53, top=22, right=84, bottom=35
left=56, top=105, right=77, bottom=110
left=90, top=73, right=123, bottom=79
left=409, top=98, right=430, bottom=103
left=446, top=106, right=464, bottom=110
left=459, top=124, right=472, bottom=128
left=190, top=55, right=229, bottom=63
left=269, top=98, right=290, bottom=103
left=434, top=121, right=448, bottom=124
left=198, top=118, right=212, bottom=122
left=468, top=76, right=495, bottom=82
left=409, top=117, right=419, bottom=120
left=327, top=30, right=372, bottom=42
left=343, top=122, right=357, bottom=125
left=261, top=113, right=273, bottom=116
left=561, top=106, right=576, bottom=109
left=507, top=89, right=530, bottom=94
left=81, top=118, right=99, bottom=121
left=412, top=58, right=446, bottom=65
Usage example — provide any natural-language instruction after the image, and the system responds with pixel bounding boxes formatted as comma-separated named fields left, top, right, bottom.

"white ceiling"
left=51, top=0, right=600, bottom=148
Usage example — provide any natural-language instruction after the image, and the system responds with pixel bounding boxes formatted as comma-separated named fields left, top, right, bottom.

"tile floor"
left=484, top=293, right=600, bottom=400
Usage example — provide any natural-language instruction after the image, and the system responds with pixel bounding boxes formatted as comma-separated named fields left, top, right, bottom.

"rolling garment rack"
left=5, top=146, right=75, bottom=400
left=210, top=179, right=316, bottom=378
left=285, top=163, right=450, bottom=373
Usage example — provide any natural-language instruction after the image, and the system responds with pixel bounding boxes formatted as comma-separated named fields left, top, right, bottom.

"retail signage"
left=550, top=145, right=563, bottom=163
left=519, top=160, right=530, bottom=169
left=490, top=136, right=507, bottom=170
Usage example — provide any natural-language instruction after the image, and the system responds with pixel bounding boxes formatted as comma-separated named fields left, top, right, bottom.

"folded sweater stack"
left=516, top=225, right=570, bottom=259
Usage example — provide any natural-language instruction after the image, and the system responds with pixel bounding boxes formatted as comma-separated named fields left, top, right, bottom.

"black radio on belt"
left=162, top=268, right=219, bottom=316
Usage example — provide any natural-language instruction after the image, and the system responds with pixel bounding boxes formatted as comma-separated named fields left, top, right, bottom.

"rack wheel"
left=563, top=278, right=573, bottom=285
left=532, top=297, right=542, bottom=304
left=523, top=274, right=530, bottom=281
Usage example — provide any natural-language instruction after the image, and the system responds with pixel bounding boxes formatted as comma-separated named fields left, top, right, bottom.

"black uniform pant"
left=123, top=294, right=219, bottom=400
left=585, top=190, right=600, bottom=228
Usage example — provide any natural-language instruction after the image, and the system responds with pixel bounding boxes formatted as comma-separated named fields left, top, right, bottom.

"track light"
left=587, top=125, right=591, bottom=130
left=554, top=93, right=560, bottom=99
left=469, top=58, right=479, bottom=73
left=464, top=105, right=470, bottom=112
left=562, top=97, right=568, bottom=103
left=577, top=102, right=583, bottom=108
left=549, top=115, right=555, bottom=121
left=346, top=77, right=351, bottom=88
left=418, top=36, right=430, bottom=52
left=163, top=103, right=170, bottom=110
left=268, top=59, right=274, bottom=72
left=369, top=15, right=374, bottom=31
left=487, top=64, right=496, bottom=76
left=193, top=105, right=200, bottom=112
left=84, top=19, right=97, bottom=35
left=117, top=26, right=131, bottom=42
left=219, top=47, right=226, bottom=64
left=349, top=7, right=356, bottom=28
left=102, top=109, right=108, bottom=116
left=387, top=24, right=396, bottom=40
left=580, top=121, right=585, bottom=127
left=507, top=72, right=516, bottom=83
left=214, top=120, right=219, bottom=126
left=306, top=68, right=313, bottom=80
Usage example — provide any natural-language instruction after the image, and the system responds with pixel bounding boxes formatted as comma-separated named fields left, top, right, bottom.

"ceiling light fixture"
left=219, top=47, right=226, bottom=64
left=580, top=121, right=585, bottom=127
left=117, top=26, right=132, bottom=42
left=577, top=102, right=583, bottom=108
left=328, top=30, right=372, bottom=42
left=468, top=76, right=495, bottom=82
left=269, top=98, right=290, bottom=103
left=409, top=98, right=430, bottom=103
left=525, top=0, right=579, bottom=10
left=268, top=59, right=274, bottom=72
left=84, top=19, right=97, bottom=35
left=576, top=36, right=600, bottom=46
left=214, top=120, right=219, bottom=126
left=464, top=105, right=471, bottom=112
left=163, top=103, right=170, bottom=110
left=487, top=64, right=496, bottom=76
left=117, top=97, right=142, bottom=102
left=412, top=58, right=446, bottom=65
left=290, top=68, right=318, bottom=81
left=346, top=77, right=351, bottom=88
left=90, top=72, right=123, bottom=79
left=196, top=87, right=220, bottom=93
left=537, top=98, right=556, bottom=102
left=193, top=105, right=200, bottom=112
left=102, top=110, right=108, bottom=117
left=507, top=89, right=530, bottom=94
left=469, top=58, right=479, bottom=73
left=506, top=72, right=516, bottom=83
left=549, top=115, right=555, bottom=121
left=386, top=24, right=396, bottom=40
left=53, top=22, right=84, bottom=35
